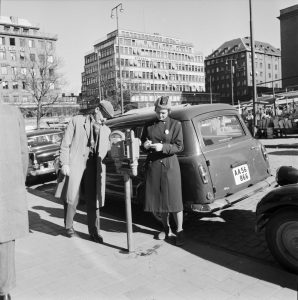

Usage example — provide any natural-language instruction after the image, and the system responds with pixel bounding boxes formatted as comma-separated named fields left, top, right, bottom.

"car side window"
left=198, top=115, right=245, bottom=147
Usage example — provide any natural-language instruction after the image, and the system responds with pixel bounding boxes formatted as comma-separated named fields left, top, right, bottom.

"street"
left=18, top=137, right=298, bottom=300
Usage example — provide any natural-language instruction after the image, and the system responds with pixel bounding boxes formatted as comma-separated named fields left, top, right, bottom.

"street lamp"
left=111, top=3, right=124, bottom=114
left=96, top=48, right=102, bottom=102
left=226, top=59, right=237, bottom=106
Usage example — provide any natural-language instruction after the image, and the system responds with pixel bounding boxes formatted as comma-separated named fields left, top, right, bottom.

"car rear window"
left=28, top=133, right=63, bottom=147
left=198, top=115, right=245, bottom=147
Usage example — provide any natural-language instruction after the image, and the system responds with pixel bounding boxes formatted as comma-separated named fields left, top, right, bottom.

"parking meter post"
left=124, top=173, right=133, bottom=252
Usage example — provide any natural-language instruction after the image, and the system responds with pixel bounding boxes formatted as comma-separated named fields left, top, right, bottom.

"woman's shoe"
left=175, top=230, right=185, bottom=246
left=158, top=226, right=172, bottom=240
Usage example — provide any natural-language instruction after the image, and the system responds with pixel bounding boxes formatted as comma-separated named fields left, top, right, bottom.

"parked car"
left=256, top=166, right=298, bottom=273
left=105, top=103, right=275, bottom=217
left=26, top=128, right=64, bottom=180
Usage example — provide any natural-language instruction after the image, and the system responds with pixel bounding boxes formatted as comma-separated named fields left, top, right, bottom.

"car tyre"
left=265, top=208, right=298, bottom=273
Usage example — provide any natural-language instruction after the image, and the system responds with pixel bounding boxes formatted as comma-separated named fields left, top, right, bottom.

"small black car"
left=256, top=166, right=298, bottom=273
left=26, top=129, right=63, bottom=179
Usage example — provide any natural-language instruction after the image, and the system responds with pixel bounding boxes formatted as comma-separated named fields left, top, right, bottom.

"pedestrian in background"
left=56, top=100, right=114, bottom=243
left=0, top=104, right=29, bottom=300
left=141, top=96, right=185, bottom=246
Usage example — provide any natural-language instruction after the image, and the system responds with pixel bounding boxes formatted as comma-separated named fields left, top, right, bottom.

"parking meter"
left=110, top=129, right=140, bottom=177
left=109, top=129, right=140, bottom=252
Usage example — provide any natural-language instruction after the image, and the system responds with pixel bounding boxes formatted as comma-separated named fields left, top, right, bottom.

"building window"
left=1, top=66, right=7, bottom=74
left=11, top=67, right=17, bottom=75
left=3, top=95, right=9, bottom=102
left=22, top=82, right=26, bottom=89
left=28, top=39, right=34, bottom=48
left=12, top=82, right=18, bottom=89
left=10, top=52, right=16, bottom=61
left=9, top=38, right=15, bottom=46
left=38, top=40, right=45, bottom=48
left=39, top=54, right=45, bottom=63
left=30, top=54, right=35, bottom=62
left=20, top=53, right=25, bottom=60
left=13, top=95, right=19, bottom=103
left=4, top=26, right=10, bottom=32
left=268, top=63, right=271, bottom=69
left=0, top=37, right=5, bottom=45
left=47, top=55, right=53, bottom=63
left=21, top=67, right=26, bottom=75
left=20, top=38, right=25, bottom=47
left=0, top=51, right=6, bottom=59
left=2, top=81, right=8, bottom=89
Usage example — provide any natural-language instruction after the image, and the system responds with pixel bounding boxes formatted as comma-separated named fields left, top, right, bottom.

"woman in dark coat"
left=141, top=96, right=184, bottom=246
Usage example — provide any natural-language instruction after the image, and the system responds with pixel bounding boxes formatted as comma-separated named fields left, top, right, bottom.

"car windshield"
left=198, top=115, right=245, bottom=147
left=28, top=133, right=63, bottom=147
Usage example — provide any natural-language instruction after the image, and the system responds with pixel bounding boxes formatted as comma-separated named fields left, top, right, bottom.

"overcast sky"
left=3, top=0, right=298, bottom=94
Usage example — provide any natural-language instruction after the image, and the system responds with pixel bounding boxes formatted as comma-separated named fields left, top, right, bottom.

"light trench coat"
left=55, top=115, right=111, bottom=207
left=0, top=104, right=28, bottom=243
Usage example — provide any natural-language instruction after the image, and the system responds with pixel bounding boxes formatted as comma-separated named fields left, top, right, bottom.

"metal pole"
left=116, top=7, right=124, bottom=115
left=249, top=0, right=257, bottom=135
left=124, top=173, right=133, bottom=252
left=96, top=48, right=102, bottom=102
left=231, top=61, right=234, bottom=106
left=210, top=76, right=212, bottom=104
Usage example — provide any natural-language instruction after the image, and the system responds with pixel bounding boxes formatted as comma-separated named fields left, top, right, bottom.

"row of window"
left=0, top=36, right=53, bottom=49
left=119, top=32, right=193, bottom=53
left=0, top=65, right=54, bottom=76
left=1, top=80, right=55, bottom=90
left=116, top=46, right=202, bottom=63
left=83, top=82, right=204, bottom=97
left=206, top=53, right=280, bottom=65
left=0, top=51, right=54, bottom=63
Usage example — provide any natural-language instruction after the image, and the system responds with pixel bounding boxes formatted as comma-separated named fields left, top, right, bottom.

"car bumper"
left=190, top=175, right=276, bottom=213
left=28, top=167, right=56, bottom=177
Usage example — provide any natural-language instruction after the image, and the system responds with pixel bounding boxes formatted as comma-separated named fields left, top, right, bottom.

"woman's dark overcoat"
left=141, top=116, right=184, bottom=213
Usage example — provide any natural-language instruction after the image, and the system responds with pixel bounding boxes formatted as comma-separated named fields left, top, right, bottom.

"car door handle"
left=250, top=146, right=258, bottom=150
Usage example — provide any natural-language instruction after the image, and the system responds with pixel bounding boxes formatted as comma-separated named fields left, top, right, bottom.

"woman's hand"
left=143, top=139, right=152, bottom=150
left=150, top=143, right=163, bottom=152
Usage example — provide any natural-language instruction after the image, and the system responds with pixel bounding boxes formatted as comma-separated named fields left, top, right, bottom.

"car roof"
left=26, top=128, right=63, bottom=137
left=106, top=103, right=237, bottom=127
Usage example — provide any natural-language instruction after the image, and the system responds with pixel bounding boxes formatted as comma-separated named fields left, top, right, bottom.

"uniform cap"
left=154, top=96, right=171, bottom=110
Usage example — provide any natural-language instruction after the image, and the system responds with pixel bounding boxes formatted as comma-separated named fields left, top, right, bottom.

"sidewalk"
left=11, top=188, right=298, bottom=300
left=259, top=134, right=298, bottom=148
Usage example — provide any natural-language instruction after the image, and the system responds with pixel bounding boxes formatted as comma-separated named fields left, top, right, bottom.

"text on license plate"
left=232, top=164, right=250, bottom=185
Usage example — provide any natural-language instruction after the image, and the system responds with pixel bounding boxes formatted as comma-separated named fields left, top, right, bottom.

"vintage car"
left=26, top=128, right=64, bottom=180
left=105, top=103, right=275, bottom=216
left=256, top=166, right=298, bottom=273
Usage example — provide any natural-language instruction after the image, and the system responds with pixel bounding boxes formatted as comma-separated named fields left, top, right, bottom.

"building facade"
left=0, top=16, right=58, bottom=107
left=81, top=30, right=205, bottom=109
left=205, top=37, right=282, bottom=104
left=279, top=5, right=298, bottom=89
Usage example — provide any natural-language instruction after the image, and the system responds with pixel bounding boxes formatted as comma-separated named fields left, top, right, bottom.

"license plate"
left=233, top=164, right=251, bottom=185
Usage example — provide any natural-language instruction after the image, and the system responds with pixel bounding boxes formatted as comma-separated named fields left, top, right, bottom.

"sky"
left=3, top=0, right=298, bottom=94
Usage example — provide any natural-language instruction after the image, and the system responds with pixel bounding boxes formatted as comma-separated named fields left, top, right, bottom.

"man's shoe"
left=66, top=227, right=78, bottom=238
left=175, top=230, right=185, bottom=246
left=90, top=233, right=103, bottom=244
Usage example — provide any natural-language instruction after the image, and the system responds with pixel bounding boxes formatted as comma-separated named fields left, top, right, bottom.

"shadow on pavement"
left=28, top=187, right=297, bottom=290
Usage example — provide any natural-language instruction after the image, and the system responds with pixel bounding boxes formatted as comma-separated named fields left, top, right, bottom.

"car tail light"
left=198, top=164, right=208, bottom=184
left=260, top=144, right=268, bottom=161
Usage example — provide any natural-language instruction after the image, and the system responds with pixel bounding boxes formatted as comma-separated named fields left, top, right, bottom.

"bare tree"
left=17, top=43, right=65, bottom=128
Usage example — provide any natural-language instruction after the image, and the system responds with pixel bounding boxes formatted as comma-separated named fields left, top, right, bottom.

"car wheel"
left=265, top=209, right=298, bottom=273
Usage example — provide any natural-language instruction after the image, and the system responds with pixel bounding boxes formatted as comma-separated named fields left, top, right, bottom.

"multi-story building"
left=279, top=5, right=298, bottom=89
left=81, top=29, right=205, bottom=109
left=205, top=37, right=282, bottom=104
left=0, top=16, right=58, bottom=108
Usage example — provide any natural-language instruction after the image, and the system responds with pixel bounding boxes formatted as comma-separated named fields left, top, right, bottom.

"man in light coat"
left=0, top=104, right=29, bottom=300
left=56, top=100, right=114, bottom=243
